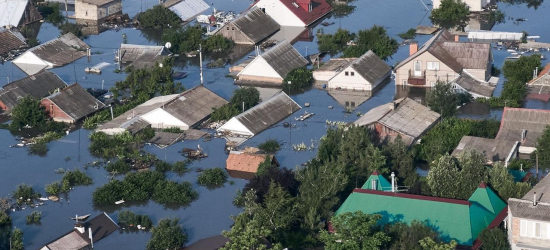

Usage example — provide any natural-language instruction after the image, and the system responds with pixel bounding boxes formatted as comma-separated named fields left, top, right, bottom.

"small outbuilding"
left=452, top=136, right=519, bottom=166
left=236, top=41, right=308, bottom=86
left=161, top=0, right=210, bottom=23
left=0, top=28, right=27, bottom=61
left=117, top=44, right=171, bottom=69
left=13, top=33, right=90, bottom=75
left=0, top=0, right=42, bottom=28
left=213, top=7, right=280, bottom=45
left=0, top=70, right=67, bottom=111
left=327, top=50, right=391, bottom=91
left=226, top=151, right=277, bottom=177
left=74, top=0, right=122, bottom=21
left=452, top=71, right=497, bottom=99
left=41, top=83, right=106, bottom=123
left=313, top=58, right=354, bottom=81
left=496, top=107, right=550, bottom=155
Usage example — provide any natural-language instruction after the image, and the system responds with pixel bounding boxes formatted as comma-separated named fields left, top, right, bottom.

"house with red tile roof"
left=526, top=63, right=550, bottom=101
left=334, top=172, right=508, bottom=249
left=226, top=151, right=276, bottom=174
left=251, top=0, right=332, bottom=27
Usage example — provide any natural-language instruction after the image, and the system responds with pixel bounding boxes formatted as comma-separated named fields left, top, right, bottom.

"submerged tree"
left=430, top=0, right=469, bottom=29
left=426, top=81, right=459, bottom=118
left=138, top=5, right=181, bottom=28
left=320, top=211, right=391, bottom=250
left=146, top=219, right=187, bottom=250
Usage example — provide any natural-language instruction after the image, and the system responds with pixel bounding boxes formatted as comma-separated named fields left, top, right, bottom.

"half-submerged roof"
left=453, top=71, right=495, bottom=98
left=165, top=0, right=209, bottom=22
left=85, top=212, right=119, bottom=242
left=260, top=40, right=308, bottom=78
left=509, top=174, right=550, bottom=221
left=253, top=0, right=332, bottom=26
left=45, top=83, right=106, bottom=121
left=42, top=230, right=89, bottom=250
left=119, top=44, right=170, bottom=69
left=79, top=0, right=119, bottom=6
left=0, top=28, right=26, bottom=56
left=163, top=85, right=229, bottom=126
left=0, top=70, right=67, bottom=109
left=336, top=182, right=507, bottom=247
left=347, top=50, right=391, bottom=84
left=354, top=97, right=440, bottom=139
left=231, top=7, right=280, bottom=44
left=226, top=151, right=273, bottom=173
left=529, top=63, right=550, bottom=84
left=0, top=0, right=30, bottom=27
left=496, top=107, right=550, bottom=148
left=452, top=136, right=517, bottom=164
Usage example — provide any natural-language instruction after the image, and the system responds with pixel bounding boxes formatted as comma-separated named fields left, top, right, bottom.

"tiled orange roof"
left=226, top=152, right=272, bottom=173
left=529, top=63, right=550, bottom=83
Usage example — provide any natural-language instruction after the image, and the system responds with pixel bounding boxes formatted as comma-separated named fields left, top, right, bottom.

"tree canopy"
left=536, top=125, right=550, bottom=171
left=430, top=0, right=469, bottom=29
left=283, top=67, right=314, bottom=91
left=319, top=211, right=390, bottom=250
left=9, top=97, right=46, bottom=130
left=138, top=5, right=181, bottom=28
left=146, top=219, right=187, bottom=250
left=426, top=81, right=460, bottom=118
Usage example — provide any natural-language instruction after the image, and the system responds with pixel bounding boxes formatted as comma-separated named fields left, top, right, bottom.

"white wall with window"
left=427, top=61, right=440, bottom=70
left=521, top=219, right=550, bottom=239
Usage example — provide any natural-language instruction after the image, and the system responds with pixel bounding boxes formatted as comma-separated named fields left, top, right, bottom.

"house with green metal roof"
left=335, top=172, right=508, bottom=249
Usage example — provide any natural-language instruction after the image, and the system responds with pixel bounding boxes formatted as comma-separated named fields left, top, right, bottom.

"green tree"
left=258, top=139, right=280, bottom=153
left=430, top=0, right=469, bottom=28
left=45, top=181, right=62, bottom=196
left=343, top=25, right=398, bottom=60
left=384, top=136, right=422, bottom=193
left=146, top=219, right=187, bottom=250
left=59, top=24, right=84, bottom=38
left=317, top=28, right=354, bottom=53
left=398, top=28, right=417, bottom=40
left=457, top=150, right=489, bottom=199
left=502, top=54, right=542, bottom=83
left=385, top=221, right=440, bottom=250
left=536, top=125, right=550, bottom=171
left=197, top=168, right=228, bottom=188
left=488, top=163, right=532, bottom=200
left=427, top=154, right=461, bottom=198
left=419, top=237, right=457, bottom=250
left=162, top=25, right=205, bottom=53
left=0, top=211, right=11, bottom=226
left=283, top=67, right=314, bottom=91
left=10, top=96, right=47, bottom=130
left=230, top=87, right=261, bottom=111
left=138, top=5, right=181, bottom=28
left=13, top=184, right=40, bottom=205
left=320, top=211, right=391, bottom=250
left=478, top=227, right=511, bottom=250
left=210, top=104, right=240, bottom=121
left=204, top=34, right=234, bottom=52
left=11, top=228, right=23, bottom=250
left=426, top=81, right=459, bottom=118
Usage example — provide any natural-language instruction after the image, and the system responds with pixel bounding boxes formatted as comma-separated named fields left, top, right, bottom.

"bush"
left=11, top=228, right=23, bottom=250
left=204, top=34, right=234, bottom=52
left=211, top=104, right=240, bottom=122
left=153, top=181, right=198, bottom=204
left=138, top=5, right=181, bottom=28
left=105, top=159, right=131, bottom=174
left=9, top=97, right=46, bottom=130
left=28, top=142, right=48, bottom=157
left=172, top=161, right=191, bottom=175
left=283, top=67, right=313, bottom=91
left=0, top=211, right=11, bottom=226
left=26, top=211, right=41, bottom=224
left=146, top=219, right=187, bottom=250
left=154, top=161, right=172, bottom=173
left=398, top=28, right=417, bottom=40
left=59, top=23, right=84, bottom=38
left=62, top=170, right=92, bottom=187
left=45, top=181, right=62, bottom=196
left=197, top=168, right=228, bottom=188
left=13, top=184, right=40, bottom=205
left=118, top=210, right=153, bottom=228
left=231, top=87, right=261, bottom=111
left=342, top=25, right=398, bottom=60
left=258, top=139, right=280, bottom=153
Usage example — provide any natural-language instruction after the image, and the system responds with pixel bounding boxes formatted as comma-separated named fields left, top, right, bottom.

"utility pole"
left=288, top=81, right=292, bottom=147
left=199, top=44, right=204, bottom=85
left=536, top=151, right=539, bottom=180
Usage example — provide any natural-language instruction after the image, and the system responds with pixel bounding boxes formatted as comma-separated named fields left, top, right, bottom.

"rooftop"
left=43, top=230, right=89, bottom=250
left=253, top=0, right=332, bottom=26
left=256, top=40, right=308, bottom=78
left=316, top=58, right=356, bottom=72
left=496, top=107, right=550, bottom=148
left=509, top=174, right=550, bottom=221
left=528, top=62, right=550, bottom=84
left=0, top=70, right=67, bottom=110
left=230, top=7, right=280, bottom=44
left=79, top=0, right=118, bottom=6
left=0, top=28, right=26, bottom=56
left=452, top=71, right=496, bottom=98
left=165, top=0, right=209, bottom=22
left=346, top=50, right=391, bottom=84
left=0, top=0, right=28, bottom=27
left=119, top=44, right=170, bottom=69
left=45, top=83, right=106, bottom=121
left=452, top=136, right=518, bottom=164
left=226, top=151, right=273, bottom=173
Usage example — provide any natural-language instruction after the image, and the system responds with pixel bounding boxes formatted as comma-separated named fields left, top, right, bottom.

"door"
left=414, top=61, right=422, bottom=76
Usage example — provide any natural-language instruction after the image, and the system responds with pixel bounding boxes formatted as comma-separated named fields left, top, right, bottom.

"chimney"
left=534, top=192, right=537, bottom=206
left=522, top=129, right=526, bottom=142
left=409, top=42, right=418, bottom=56
left=388, top=101, right=397, bottom=111
left=454, top=35, right=460, bottom=42
left=371, top=179, right=378, bottom=190
left=75, top=222, right=85, bottom=234
left=391, top=172, right=396, bottom=192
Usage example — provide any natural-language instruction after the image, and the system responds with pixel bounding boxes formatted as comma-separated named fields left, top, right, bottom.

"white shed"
left=327, top=50, right=391, bottom=91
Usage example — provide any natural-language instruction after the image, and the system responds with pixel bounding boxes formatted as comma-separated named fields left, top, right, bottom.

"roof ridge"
left=353, top=188, right=471, bottom=205
left=233, top=91, right=300, bottom=120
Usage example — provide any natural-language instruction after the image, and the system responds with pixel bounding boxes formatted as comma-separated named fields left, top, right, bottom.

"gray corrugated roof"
left=45, top=230, right=89, bottom=250
left=0, top=28, right=26, bottom=55
left=163, top=85, right=228, bottom=126
left=21, top=33, right=89, bottom=67
left=496, top=108, right=550, bottom=148
left=316, top=58, right=355, bottom=72
left=47, top=83, right=106, bottom=121
left=119, top=44, right=169, bottom=63
left=0, top=71, right=67, bottom=109
left=232, top=92, right=300, bottom=135
left=524, top=174, right=550, bottom=202
left=231, top=7, right=280, bottom=44
left=452, top=136, right=517, bottom=163
left=509, top=174, right=550, bottom=220
left=453, top=71, right=495, bottom=97
left=350, top=50, right=391, bottom=84
left=168, top=0, right=209, bottom=22
left=260, top=40, right=308, bottom=78
left=354, top=102, right=391, bottom=126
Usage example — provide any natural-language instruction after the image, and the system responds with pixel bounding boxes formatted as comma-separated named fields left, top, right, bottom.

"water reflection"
left=394, top=85, right=430, bottom=105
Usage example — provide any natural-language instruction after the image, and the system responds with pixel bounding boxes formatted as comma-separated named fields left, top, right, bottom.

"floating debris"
left=296, top=111, right=314, bottom=121
left=293, top=142, right=307, bottom=151
left=115, top=199, right=125, bottom=205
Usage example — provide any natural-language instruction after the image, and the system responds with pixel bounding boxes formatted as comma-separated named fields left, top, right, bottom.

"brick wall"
left=0, top=101, right=8, bottom=111
left=75, top=0, right=122, bottom=20
left=41, top=99, right=74, bottom=123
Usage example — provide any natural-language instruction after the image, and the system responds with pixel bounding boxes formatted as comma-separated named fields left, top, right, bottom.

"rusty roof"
left=226, top=151, right=272, bottom=173
left=0, top=28, right=26, bottom=56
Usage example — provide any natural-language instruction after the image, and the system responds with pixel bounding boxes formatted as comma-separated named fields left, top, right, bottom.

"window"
left=351, top=102, right=356, bottom=108
left=403, top=80, right=408, bottom=85
left=345, top=71, right=349, bottom=76
left=226, top=27, right=229, bottom=30
left=427, top=62, right=440, bottom=70
left=351, top=72, right=355, bottom=76
left=345, top=101, right=349, bottom=107
left=231, top=27, right=235, bottom=30
left=521, top=219, right=550, bottom=239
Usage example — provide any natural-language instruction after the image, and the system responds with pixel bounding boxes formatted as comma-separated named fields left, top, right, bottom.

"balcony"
left=408, top=69, right=426, bottom=86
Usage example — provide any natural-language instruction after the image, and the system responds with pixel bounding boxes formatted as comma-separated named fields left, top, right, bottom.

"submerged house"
left=236, top=41, right=308, bottom=86
left=251, top=0, right=332, bottom=27
left=117, top=44, right=171, bottom=69
left=326, top=50, right=391, bottom=91
left=0, top=0, right=42, bottom=28
left=74, top=0, right=122, bottom=21
left=161, top=0, right=210, bottom=23
left=354, top=97, right=440, bottom=146
left=0, top=28, right=27, bottom=61
left=335, top=172, right=508, bottom=249
left=452, top=136, right=519, bottom=166
left=97, top=85, right=227, bottom=135
left=226, top=151, right=277, bottom=179
left=213, top=7, right=280, bottom=45
left=394, top=29, right=493, bottom=88
left=217, top=92, right=300, bottom=141
left=0, top=71, right=67, bottom=111
left=508, top=174, right=550, bottom=249
left=496, top=107, right=550, bottom=155
left=40, top=83, right=106, bottom=123
left=41, top=213, right=119, bottom=250
left=13, top=33, right=90, bottom=75
left=313, top=58, right=355, bottom=81
left=527, top=63, right=550, bottom=101
left=452, top=70, right=497, bottom=98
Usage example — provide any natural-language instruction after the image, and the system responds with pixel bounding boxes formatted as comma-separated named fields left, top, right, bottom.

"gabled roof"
left=85, top=212, right=119, bottom=242
left=119, top=44, right=170, bottom=69
left=252, top=0, right=332, bottom=26
left=344, top=50, right=391, bottom=84
left=0, top=70, right=67, bottom=110
left=43, top=230, right=89, bottom=250
left=361, top=171, right=392, bottom=191
left=452, top=136, right=518, bottom=164
left=452, top=71, right=495, bottom=98
left=162, top=85, right=228, bottom=126
left=496, top=108, right=550, bottom=148
left=0, top=28, right=26, bottom=56
left=166, top=0, right=209, bottom=22
left=0, top=0, right=29, bottom=27
left=218, top=92, right=301, bottom=136
left=509, top=174, right=550, bottom=221
left=226, top=151, right=272, bottom=173
left=529, top=63, right=550, bottom=84
left=230, top=7, right=280, bottom=44
left=354, top=97, right=440, bottom=140
left=258, top=40, right=308, bottom=78
left=45, top=83, right=105, bottom=121
left=336, top=183, right=507, bottom=246
left=78, top=0, right=119, bottom=6
left=315, top=58, right=355, bottom=72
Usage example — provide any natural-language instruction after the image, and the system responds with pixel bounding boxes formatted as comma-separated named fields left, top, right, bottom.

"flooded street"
left=1, top=0, right=550, bottom=248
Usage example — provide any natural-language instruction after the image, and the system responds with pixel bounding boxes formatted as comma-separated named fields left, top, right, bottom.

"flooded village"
left=1, top=0, right=550, bottom=249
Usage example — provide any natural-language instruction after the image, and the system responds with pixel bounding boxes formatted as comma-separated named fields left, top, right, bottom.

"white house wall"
left=254, top=0, right=306, bottom=27
left=313, top=70, right=337, bottom=81
left=13, top=51, right=51, bottom=75
left=238, top=56, right=282, bottom=79
left=328, top=66, right=380, bottom=91
left=141, top=108, right=189, bottom=130
left=218, top=118, right=254, bottom=136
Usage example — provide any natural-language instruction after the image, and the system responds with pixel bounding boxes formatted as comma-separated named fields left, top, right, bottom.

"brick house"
left=213, top=7, right=280, bottom=45
left=75, top=0, right=122, bottom=21
left=353, top=97, right=440, bottom=146
left=508, top=175, right=550, bottom=250
left=0, top=71, right=66, bottom=112
left=40, top=83, right=105, bottom=123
